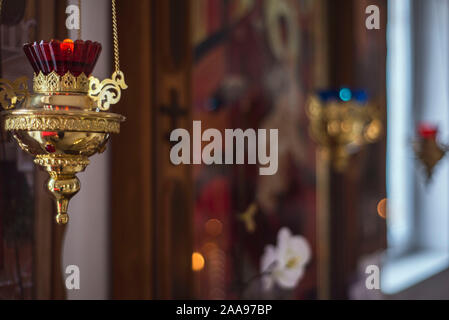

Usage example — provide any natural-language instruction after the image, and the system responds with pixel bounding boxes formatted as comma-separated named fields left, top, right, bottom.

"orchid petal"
left=289, top=236, right=311, bottom=266
left=275, top=267, right=305, bottom=289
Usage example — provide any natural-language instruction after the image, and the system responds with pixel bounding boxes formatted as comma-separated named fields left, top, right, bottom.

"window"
left=384, top=0, right=449, bottom=295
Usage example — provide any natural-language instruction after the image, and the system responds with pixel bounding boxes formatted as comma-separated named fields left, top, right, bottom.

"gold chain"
left=112, top=0, right=120, bottom=71
left=78, top=0, right=82, bottom=39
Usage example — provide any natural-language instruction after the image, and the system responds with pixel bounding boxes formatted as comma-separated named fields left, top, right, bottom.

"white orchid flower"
left=260, top=227, right=311, bottom=291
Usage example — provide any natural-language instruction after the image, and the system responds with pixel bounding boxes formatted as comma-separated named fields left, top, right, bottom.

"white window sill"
left=381, top=250, right=449, bottom=295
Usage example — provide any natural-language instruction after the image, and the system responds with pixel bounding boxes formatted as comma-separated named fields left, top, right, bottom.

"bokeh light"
left=61, top=38, right=74, bottom=51
left=192, top=252, right=205, bottom=272
left=205, top=219, right=223, bottom=237
left=339, top=87, right=352, bottom=101
left=377, top=198, right=387, bottom=219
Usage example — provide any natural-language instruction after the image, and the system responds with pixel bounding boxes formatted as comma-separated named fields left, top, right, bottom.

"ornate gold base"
left=35, top=155, right=89, bottom=224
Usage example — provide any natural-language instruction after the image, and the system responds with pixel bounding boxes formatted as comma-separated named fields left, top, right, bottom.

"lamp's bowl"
left=2, top=109, right=124, bottom=157
left=11, top=130, right=110, bottom=158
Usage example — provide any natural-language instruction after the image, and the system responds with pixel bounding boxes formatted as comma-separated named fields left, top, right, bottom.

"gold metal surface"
left=306, top=95, right=383, bottom=171
left=23, top=92, right=96, bottom=110
left=33, top=71, right=90, bottom=94
left=35, top=154, right=88, bottom=225
left=10, top=129, right=112, bottom=157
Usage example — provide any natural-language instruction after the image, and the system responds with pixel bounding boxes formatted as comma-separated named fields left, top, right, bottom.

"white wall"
left=62, top=0, right=112, bottom=300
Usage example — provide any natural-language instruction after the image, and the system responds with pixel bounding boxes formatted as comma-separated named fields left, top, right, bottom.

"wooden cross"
left=159, top=89, right=188, bottom=144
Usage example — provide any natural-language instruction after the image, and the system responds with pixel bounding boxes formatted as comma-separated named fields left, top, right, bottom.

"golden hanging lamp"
left=0, top=0, right=127, bottom=224
left=414, top=123, right=446, bottom=182
left=306, top=89, right=383, bottom=171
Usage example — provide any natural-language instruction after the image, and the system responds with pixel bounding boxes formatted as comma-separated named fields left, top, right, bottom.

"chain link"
left=78, top=0, right=82, bottom=39
left=112, top=0, right=120, bottom=72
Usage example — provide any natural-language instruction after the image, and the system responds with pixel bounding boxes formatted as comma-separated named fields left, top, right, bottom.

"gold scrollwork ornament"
left=89, top=70, right=128, bottom=111
left=0, top=76, right=30, bottom=110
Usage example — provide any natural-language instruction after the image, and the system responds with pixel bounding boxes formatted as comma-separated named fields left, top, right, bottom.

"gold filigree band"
left=3, top=111, right=124, bottom=133
left=34, top=154, right=90, bottom=168
left=33, top=71, right=90, bottom=94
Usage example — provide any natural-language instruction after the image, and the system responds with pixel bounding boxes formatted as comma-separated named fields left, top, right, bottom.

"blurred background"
left=1, top=0, right=449, bottom=300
